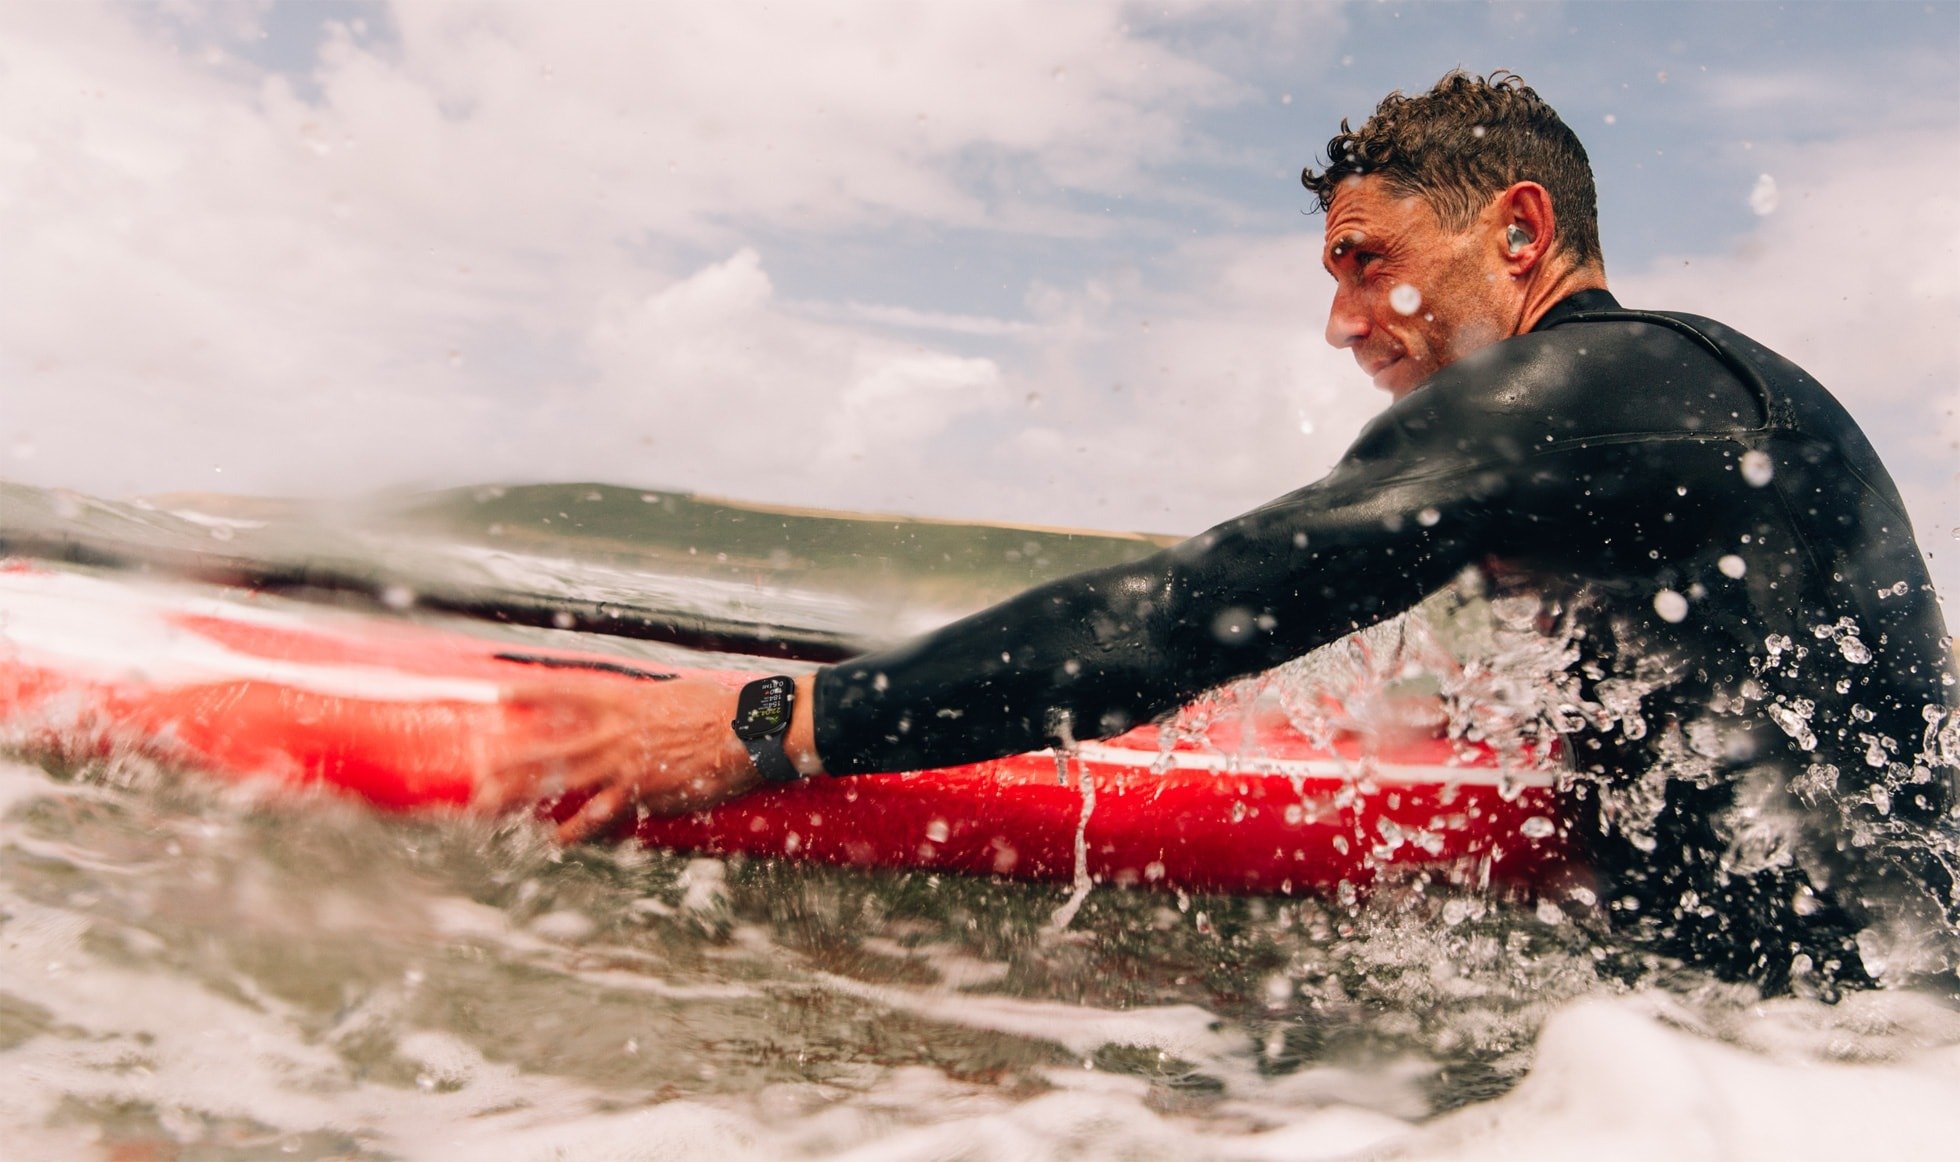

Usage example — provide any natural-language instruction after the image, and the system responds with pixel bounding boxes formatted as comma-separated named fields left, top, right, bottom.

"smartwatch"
left=732, top=675, right=802, bottom=783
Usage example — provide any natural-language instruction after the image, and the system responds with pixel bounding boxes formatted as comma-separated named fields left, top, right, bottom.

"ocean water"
left=2, top=485, right=1958, bottom=1159
left=5, top=745, right=1959, bottom=1161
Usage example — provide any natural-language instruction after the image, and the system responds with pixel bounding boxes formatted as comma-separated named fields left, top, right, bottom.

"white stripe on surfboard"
left=1064, top=740, right=1560, bottom=788
left=0, top=567, right=502, bottom=704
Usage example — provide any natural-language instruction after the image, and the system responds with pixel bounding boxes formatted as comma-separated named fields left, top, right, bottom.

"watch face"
left=733, top=675, right=794, bottom=740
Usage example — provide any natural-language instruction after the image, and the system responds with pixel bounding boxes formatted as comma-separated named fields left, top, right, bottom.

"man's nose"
left=1325, top=288, right=1369, bottom=349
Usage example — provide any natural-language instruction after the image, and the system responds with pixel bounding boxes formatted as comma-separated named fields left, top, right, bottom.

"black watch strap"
left=744, top=734, right=801, bottom=783
left=732, top=675, right=803, bottom=783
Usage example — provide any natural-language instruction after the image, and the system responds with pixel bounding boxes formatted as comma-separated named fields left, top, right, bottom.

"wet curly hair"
left=1302, top=70, right=1603, bottom=269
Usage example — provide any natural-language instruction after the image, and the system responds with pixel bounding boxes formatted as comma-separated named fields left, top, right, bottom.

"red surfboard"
left=0, top=561, right=1575, bottom=896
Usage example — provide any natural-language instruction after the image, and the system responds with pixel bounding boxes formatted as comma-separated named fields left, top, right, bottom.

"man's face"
left=1321, top=175, right=1513, bottom=400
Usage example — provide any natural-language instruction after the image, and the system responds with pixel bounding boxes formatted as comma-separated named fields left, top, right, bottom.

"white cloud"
left=568, top=249, right=1008, bottom=505
left=358, top=0, right=1245, bottom=240
left=0, top=0, right=1257, bottom=502
left=829, top=302, right=1036, bottom=339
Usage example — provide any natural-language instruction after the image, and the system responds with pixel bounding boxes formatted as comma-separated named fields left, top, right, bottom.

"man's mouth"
left=1364, top=355, right=1401, bottom=384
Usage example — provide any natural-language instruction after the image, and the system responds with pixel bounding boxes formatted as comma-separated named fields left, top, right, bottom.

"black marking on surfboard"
left=491, top=652, right=680, bottom=681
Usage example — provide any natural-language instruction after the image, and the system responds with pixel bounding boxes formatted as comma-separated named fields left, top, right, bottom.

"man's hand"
left=479, top=676, right=772, bottom=843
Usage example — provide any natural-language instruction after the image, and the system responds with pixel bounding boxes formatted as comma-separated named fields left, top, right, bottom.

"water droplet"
left=1767, top=698, right=1818, bottom=751
left=1718, top=554, right=1747, bottom=579
left=1739, top=450, right=1773, bottom=487
left=1389, top=283, right=1422, bottom=315
left=1748, top=173, right=1780, bottom=216
left=924, top=818, right=950, bottom=843
left=381, top=584, right=415, bottom=610
left=1211, top=606, right=1256, bottom=644
left=1520, top=815, right=1556, bottom=839
left=1416, top=506, right=1441, bottom=527
left=1653, top=589, right=1689, bottom=622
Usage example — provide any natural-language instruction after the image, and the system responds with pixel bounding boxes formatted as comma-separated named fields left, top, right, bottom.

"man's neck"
left=1517, top=265, right=1609, bottom=335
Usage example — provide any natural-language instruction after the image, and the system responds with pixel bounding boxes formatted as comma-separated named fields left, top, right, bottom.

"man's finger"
left=477, top=740, right=637, bottom=813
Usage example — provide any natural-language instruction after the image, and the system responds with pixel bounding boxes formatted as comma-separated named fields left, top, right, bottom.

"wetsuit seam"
left=1554, top=308, right=1781, bottom=432
left=1808, top=451, right=1917, bottom=528
left=1538, top=430, right=1761, bottom=456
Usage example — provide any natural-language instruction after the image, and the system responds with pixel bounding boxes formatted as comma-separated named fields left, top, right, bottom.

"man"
left=485, top=72, right=1957, bottom=994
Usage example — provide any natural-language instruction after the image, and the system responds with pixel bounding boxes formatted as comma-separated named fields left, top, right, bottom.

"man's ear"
left=1496, top=181, right=1557, bottom=272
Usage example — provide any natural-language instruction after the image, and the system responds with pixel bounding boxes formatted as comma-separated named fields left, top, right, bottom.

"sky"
left=1, top=1, right=1955, bottom=599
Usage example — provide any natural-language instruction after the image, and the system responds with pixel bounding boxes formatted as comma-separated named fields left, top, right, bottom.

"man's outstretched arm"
left=476, top=394, right=1506, bottom=840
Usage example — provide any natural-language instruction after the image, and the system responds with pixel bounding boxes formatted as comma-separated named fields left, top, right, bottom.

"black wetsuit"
left=813, top=289, right=1958, bottom=992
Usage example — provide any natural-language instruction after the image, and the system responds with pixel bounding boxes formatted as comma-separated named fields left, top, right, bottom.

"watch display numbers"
left=734, top=675, right=794, bottom=738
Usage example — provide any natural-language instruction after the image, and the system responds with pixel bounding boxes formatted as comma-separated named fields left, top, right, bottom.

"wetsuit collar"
left=1530, top=288, right=1621, bottom=333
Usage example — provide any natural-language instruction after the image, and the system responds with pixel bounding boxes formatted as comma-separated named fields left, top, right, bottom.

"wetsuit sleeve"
left=812, top=405, right=1516, bottom=775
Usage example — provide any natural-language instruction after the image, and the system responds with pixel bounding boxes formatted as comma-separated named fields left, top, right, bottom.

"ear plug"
left=1506, top=224, right=1533, bottom=254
